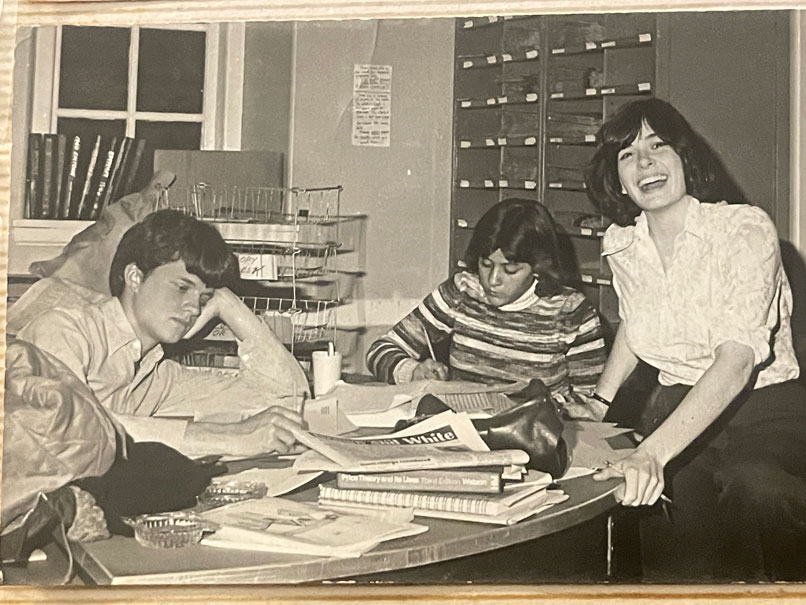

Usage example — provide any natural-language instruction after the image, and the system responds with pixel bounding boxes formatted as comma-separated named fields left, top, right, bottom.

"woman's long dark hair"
left=585, top=98, right=725, bottom=226
left=464, top=198, right=570, bottom=296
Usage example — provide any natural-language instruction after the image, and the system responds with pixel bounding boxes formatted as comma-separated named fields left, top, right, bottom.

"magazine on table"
left=199, top=496, right=428, bottom=557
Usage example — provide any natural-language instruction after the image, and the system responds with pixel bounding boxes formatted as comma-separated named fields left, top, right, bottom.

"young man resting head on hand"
left=16, top=209, right=309, bottom=458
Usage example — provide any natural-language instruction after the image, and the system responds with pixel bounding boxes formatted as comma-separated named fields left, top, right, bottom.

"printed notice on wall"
left=352, top=64, right=392, bottom=147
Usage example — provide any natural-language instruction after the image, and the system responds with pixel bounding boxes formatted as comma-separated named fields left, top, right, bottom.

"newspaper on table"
left=293, top=410, right=529, bottom=473
left=199, top=496, right=428, bottom=557
left=306, top=379, right=527, bottom=432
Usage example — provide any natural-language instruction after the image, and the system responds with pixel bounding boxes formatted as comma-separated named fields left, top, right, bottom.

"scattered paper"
left=345, top=398, right=418, bottom=428
left=502, top=469, right=553, bottom=492
left=200, top=497, right=427, bottom=557
left=563, top=421, right=635, bottom=471
left=219, top=466, right=324, bottom=498
left=303, top=396, right=358, bottom=436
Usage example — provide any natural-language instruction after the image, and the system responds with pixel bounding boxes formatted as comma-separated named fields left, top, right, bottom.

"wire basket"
left=243, top=296, right=339, bottom=344
left=229, top=241, right=338, bottom=281
left=159, top=184, right=343, bottom=225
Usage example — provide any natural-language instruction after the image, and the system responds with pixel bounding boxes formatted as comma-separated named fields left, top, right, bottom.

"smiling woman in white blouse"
left=585, top=98, right=806, bottom=582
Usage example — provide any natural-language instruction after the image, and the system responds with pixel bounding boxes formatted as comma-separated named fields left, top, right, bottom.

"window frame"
left=31, top=22, right=245, bottom=150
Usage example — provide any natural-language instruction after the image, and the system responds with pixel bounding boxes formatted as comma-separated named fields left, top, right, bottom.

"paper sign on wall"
left=352, top=64, right=392, bottom=147
left=237, top=252, right=279, bottom=281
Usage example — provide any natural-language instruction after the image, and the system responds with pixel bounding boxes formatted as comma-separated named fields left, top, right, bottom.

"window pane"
left=59, top=26, right=130, bottom=110
left=135, top=120, right=201, bottom=149
left=57, top=117, right=127, bottom=140
left=137, top=29, right=206, bottom=113
left=132, top=120, right=202, bottom=192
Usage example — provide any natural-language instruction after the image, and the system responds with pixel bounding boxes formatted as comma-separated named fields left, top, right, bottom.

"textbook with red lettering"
left=336, top=468, right=504, bottom=494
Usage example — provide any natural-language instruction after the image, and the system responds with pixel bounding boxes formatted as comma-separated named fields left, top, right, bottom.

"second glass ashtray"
left=124, top=511, right=217, bottom=549
left=196, top=480, right=269, bottom=510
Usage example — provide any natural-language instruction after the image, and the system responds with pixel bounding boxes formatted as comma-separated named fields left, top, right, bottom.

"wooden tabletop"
left=72, top=475, right=623, bottom=585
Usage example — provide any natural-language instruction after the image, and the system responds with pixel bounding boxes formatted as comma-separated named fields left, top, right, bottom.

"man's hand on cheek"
left=182, top=288, right=235, bottom=340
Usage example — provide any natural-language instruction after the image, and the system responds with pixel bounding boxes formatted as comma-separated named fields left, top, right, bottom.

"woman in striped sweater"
left=366, top=198, right=608, bottom=420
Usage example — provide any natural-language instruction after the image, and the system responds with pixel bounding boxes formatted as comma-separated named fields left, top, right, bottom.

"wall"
left=240, top=21, right=294, bottom=161
left=289, top=19, right=455, bottom=318
left=7, top=27, right=38, bottom=276
left=657, top=11, right=791, bottom=236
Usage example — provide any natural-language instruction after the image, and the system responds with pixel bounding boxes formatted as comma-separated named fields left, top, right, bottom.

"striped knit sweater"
left=366, top=272, right=607, bottom=401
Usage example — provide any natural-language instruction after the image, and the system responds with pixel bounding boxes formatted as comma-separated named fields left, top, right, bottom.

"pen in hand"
left=422, top=325, right=437, bottom=362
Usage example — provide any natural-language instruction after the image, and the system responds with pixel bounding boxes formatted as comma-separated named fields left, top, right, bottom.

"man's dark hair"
left=109, top=209, right=239, bottom=296
left=464, top=198, right=569, bottom=296
left=585, top=98, right=719, bottom=226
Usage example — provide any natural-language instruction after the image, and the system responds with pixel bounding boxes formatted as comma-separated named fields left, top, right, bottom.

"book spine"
left=76, top=134, right=102, bottom=219
left=336, top=470, right=502, bottom=494
left=102, top=136, right=129, bottom=208
left=53, top=134, right=67, bottom=219
left=318, top=485, right=504, bottom=516
left=90, top=137, right=118, bottom=219
left=40, top=134, right=55, bottom=218
left=60, top=135, right=81, bottom=219
left=120, top=138, right=146, bottom=197
left=25, top=133, right=42, bottom=219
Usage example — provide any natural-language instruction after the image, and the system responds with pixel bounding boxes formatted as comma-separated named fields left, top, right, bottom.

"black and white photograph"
left=1, top=2, right=806, bottom=601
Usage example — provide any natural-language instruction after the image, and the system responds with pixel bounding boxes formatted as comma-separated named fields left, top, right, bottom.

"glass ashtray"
left=196, top=480, right=269, bottom=510
left=124, top=511, right=218, bottom=549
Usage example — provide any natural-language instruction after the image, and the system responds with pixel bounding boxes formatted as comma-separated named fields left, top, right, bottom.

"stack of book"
left=24, top=132, right=147, bottom=220
left=292, top=412, right=570, bottom=526
left=319, top=466, right=568, bottom=525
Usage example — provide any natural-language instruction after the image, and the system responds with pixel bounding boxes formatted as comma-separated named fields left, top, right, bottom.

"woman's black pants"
left=634, top=380, right=806, bottom=582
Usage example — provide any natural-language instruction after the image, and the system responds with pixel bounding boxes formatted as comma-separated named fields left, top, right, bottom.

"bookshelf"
left=23, top=133, right=147, bottom=222
left=450, top=11, right=790, bottom=334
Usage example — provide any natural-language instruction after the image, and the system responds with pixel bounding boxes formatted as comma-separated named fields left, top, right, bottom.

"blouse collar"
left=601, top=195, right=710, bottom=256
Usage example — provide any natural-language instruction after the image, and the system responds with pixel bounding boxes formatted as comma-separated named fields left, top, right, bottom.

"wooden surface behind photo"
left=3, top=1, right=806, bottom=604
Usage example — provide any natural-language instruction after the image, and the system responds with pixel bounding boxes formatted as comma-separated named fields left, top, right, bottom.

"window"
left=31, top=23, right=244, bottom=191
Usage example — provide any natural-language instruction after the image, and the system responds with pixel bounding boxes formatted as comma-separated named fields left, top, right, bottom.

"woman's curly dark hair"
left=585, top=98, right=720, bottom=226
left=464, top=198, right=571, bottom=296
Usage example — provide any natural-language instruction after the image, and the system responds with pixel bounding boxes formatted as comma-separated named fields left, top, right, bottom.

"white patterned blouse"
left=602, top=196, right=799, bottom=389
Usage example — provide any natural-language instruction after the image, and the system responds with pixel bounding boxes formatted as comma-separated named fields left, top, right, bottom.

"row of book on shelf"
left=25, top=132, right=147, bottom=221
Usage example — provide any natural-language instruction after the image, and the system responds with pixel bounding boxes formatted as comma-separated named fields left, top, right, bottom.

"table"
left=69, top=475, right=623, bottom=585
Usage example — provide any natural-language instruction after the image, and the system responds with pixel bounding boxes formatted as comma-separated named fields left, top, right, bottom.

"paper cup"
left=312, top=351, right=342, bottom=398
